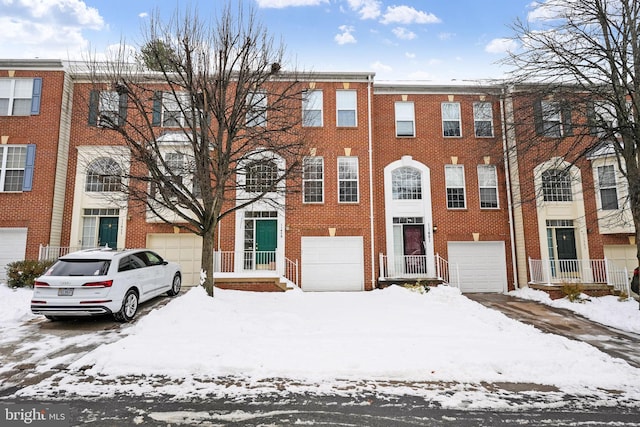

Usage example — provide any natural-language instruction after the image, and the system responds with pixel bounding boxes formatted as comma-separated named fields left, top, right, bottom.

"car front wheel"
left=114, top=289, right=138, bottom=322
left=167, top=273, right=182, bottom=297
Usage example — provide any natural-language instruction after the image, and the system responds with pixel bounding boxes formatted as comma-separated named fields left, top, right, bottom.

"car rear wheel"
left=167, top=273, right=181, bottom=297
left=114, top=289, right=138, bottom=322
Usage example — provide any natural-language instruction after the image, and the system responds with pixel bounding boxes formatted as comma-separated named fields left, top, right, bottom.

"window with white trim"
left=442, top=102, right=461, bottom=137
left=478, top=165, right=498, bottom=208
left=0, top=78, right=41, bottom=116
left=336, top=90, right=357, bottom=127
left=597, top=165, right=619, bottom=210
left=246, top=90, right=267, bottom=127
left=161, top=92, right=191, bottom=127
left=535, top=100, right=573, bottom=138
left=445, top=165, right=466, bottom=209
left=246, top=160, right=278, bottom=193
left=98, top=91, right=120, bottom=127
left=303, top=156, right=324, bottom=203
left=338, top=157, right=359, bottom=203
left=392, top=167, right=422, bottom=200
left=86, top=157, right=122, bottom=192
left=542, top=169, right=572, bottom=202
left=0, top=145, right=35, bottom=192
left=473, top=102, right=494, bottom=137
left=395, top=101, right=415, bottom=137
left=302, top=90, right=323, bottom=127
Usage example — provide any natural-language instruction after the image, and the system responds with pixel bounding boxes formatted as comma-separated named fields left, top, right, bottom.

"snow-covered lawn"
left=2, top=283, right=640, bottom=409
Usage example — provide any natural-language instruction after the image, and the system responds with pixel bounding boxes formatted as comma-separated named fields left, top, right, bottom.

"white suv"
left=31, top=248, right=182, bottom=322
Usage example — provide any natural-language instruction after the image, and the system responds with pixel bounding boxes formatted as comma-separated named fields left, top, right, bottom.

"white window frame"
left=162, top=92, right=191, bottom=127
left=85, top=157, right=122, bottom=192
left=0, top=145, right=27, bottom=192
left=302, top=90, right=323, bottom=127
left=336, top=90, right=357, bottom=127
left=395, top=101, right=415, bottom=137
left=246, top=90, right=267, bottom=127
left=391, top=167, right=422, bottom=200
left=303, top=156, right=324, bottom=203
left=541, top=101, right=563, bottom=138
left=597, top=165, right=619, bottom=210
left=98, top=91, right=120, bottom=127
left=445, top=165, right=466, bottom=209
left=0, top=78, right=34, bottom=116
left=442, top=102, right=462, bottom=137
left=338, top=156, right=359, bottom=203
left=473, top=102, right=494, bottom=137
left=477, top=165, right=499, bottom=209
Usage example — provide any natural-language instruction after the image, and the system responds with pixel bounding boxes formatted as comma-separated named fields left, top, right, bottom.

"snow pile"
left=66, top=285, right=640, bottom=395
left=0, top=283, right=36, bottom=324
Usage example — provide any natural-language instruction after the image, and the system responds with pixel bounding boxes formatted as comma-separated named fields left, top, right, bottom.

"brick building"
left=1, top=59, right=633, bottom=295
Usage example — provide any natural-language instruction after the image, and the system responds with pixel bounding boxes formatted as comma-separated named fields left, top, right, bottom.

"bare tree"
left=503, top=0, right=640, bottom=265
left=81, top=3, right=308, bottom=296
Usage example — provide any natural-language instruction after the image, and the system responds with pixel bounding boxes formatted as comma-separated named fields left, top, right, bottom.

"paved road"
left=466, top=293, right=640, bottom=368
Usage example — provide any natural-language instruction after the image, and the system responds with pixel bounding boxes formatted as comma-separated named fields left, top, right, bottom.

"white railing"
left=379, top=253, right=457, bottom=286
left=39, top=245, right=82, bottom=261
left=213, top=250, right=299, bottom=286
left=285, top=257, right=299, bottom=287
left=528, top=257, right=630, bottom=294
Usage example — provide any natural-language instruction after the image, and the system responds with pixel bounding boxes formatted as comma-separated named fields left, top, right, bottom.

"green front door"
left=255, top=219, right=277, bottom=266
left=98, top=217, right=118, bottom=249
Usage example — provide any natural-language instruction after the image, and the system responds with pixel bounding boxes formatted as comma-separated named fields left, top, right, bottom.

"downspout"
left=367, top=73, right=376, bottom=290
left=500, top=87, right=519, bottom=291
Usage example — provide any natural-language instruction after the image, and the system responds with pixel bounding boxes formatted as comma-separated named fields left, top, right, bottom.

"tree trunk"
left=201, top=226, right=216, bottom=297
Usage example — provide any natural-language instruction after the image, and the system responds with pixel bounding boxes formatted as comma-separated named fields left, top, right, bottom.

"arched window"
left=86, top=157, right=122, bottom=192
left=392, top=167, right=422, bottom=200
left=246, top=160, right=277, bottom=193
left=542, top=169, right=572, bottom=201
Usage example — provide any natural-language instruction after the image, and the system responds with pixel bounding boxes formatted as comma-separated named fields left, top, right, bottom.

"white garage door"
left=0, top=228, right=28, bottom=282
left=301, top=236, right=364, bottom=291
left=448, top=241, right=507, bottom=293
left=147, top=233, right=202, bottom=287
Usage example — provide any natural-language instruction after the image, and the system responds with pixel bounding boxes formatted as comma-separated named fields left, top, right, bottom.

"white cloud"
left=485, top=38, right=518, bottom=54
left=346, top=0, right=381, bottom=20
left=408, top=70, right=432, bottom=80
left=438, top=32, right=455, bottom=41
left=335, top=25, right=356, bottom=45
left=405, top=52, right=416, bottom=59
left=256, top=0, right=329, bottom=8
left=370, top=60, right=392, bottom=72
left=138, top=12, right=148, bottom=19
left=392, top=27, right=416, bottom=40
left=0, top=0, right=105, bottom=59
left=527, top=0, right=569, bottom=22
left=380, top=5, right=440, bottom=25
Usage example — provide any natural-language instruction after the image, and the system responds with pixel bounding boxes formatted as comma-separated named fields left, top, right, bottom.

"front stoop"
left=377, top=278, right=445, bottom=288
left=214, top=276, right=292, bottom=292
left=529, top=283, right=615, bottom=300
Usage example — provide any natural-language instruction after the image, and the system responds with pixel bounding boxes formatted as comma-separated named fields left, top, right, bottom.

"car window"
left=118, top=257, right=132, bottom=272
left=129, top=254, right=147, bottom=269
left=138, top=251, right=164, bottom=267
left=47, top=259, right=111, bottom=276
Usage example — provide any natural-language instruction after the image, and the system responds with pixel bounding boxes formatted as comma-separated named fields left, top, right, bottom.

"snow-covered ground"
left=2, top=283, right=640, bottom=409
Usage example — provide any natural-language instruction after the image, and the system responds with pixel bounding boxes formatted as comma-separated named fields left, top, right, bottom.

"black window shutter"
left=561, top=102, right=573, bottom=136
left=88, top=90, right=99, bottom=126
left=533, top=100, right=544, bottom=135
left=152, top=91, right=163, bottom=126
left=118, top=93, right=128, bottom=127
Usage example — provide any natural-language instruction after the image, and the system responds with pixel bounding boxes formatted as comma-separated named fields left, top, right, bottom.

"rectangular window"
left=445, top=165, right=466, bottom=209
left=541, top=101, right=561, bottom=137
left=338, top=157, right=359, bottom=203
left=536, top=100, right=573, bottom=138
left=0, top=78, right=40, bottom=116
left=442, top=102, right=461, bottom=137
left=0, top=145, right=34, bottom=192
left=478, top=165, right=498, bottom=208
left=98, top=91, right=120, bottom=127
left=598, top=165, right=619, bottom=210
left=395, top=101, right=415, bottom=137
left=336, top=90, right=357, bottom=127
left=302, top=90, right=323, bottom=127
left=162, top=92, right=191, bottom=127
left=473, top=102, right=494, bottom=137
left=303, top=156, right=324, bottom=203
left=246, top=90, right=267, bottom=127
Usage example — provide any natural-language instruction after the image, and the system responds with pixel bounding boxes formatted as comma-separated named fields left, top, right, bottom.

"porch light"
left=432, top=225, right=438, bottom=233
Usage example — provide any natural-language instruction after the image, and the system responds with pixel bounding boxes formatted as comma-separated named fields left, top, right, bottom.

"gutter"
left=500, top=87, right=519, bottom=291
left=367, top=74, right=376, bottom=290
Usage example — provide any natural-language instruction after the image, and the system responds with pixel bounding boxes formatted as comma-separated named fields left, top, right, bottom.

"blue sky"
left=0, top=0, right=535, bottom=82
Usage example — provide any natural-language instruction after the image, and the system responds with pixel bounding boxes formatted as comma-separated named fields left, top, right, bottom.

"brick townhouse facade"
left=0, top=59, right=634, bottom=294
